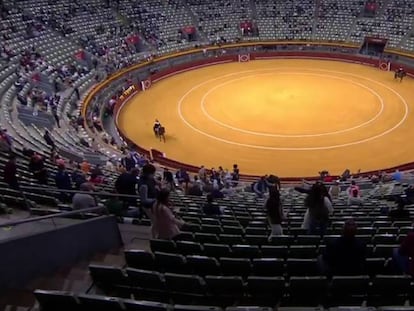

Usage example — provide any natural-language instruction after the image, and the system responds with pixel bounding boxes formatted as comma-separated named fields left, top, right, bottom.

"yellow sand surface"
left=117, top=59, right=414, bottom=177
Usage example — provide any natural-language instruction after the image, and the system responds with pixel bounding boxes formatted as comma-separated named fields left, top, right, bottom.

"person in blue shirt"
left=253, top=176, right=269, bottom=198
left=392, top=169, right=403, bottom=182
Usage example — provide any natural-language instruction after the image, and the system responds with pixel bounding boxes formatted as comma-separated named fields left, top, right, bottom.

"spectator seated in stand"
left=105, top=191, right=140, bottom=218
left=319, top=219, right=367, bottom=275
left=393, top=231, right=414, bottom=277
left=210, top=180, right=224, bottom=199
left=388, top=202, right=410, bottom=220
left=54, top=164, right=73, bottom=203
left=80, top=159, right=91, bottom=175
left=329, top=180, right=341, bottom=199
left=221, top=182, right=235, bottom=197
left=202, top=193, right=222, bottom=216
left=115, top=167, right=139, bottom=208
left=72, top=183, right=96, bottom=210
left=187, top=177, right=203, bottom=196
left=392, top=169, right=403, bottom=182
left=347, top=180, right=363, bottom=206
left=152, top=189, right=184, bottom=240
left=28, top=153, right=48, bottom=185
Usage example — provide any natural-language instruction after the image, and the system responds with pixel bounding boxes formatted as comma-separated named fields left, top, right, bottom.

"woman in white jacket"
left=302, top=182, right=333, bottom=234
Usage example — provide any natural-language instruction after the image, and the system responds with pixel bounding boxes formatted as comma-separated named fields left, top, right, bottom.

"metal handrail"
left=0, top=206, right=105, bottom=229
left=18, top=185, right=140, bottom=198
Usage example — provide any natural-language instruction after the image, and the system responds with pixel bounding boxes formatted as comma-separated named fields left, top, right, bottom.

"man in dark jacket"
left=28, top=153, right=48, bottom=185
left=54, top=164, right=72, bottom=202
left=202, top=194, right=221, bottom=215
left=115, top=168, right=139, bottom=207
left=72, top=169, right=87, bottom=189
left=320, top=219, right=366, bottom=275
left=138, top=164, right=158, bottom=209
left=121, top=153, right=136, bottom=172
left=43, top=130, right=55, bottom=149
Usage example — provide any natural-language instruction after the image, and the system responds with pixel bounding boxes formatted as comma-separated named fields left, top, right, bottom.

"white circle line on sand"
left=176, top=66, right=409, bottom=150
left=199, top=71, right=384, bottom=137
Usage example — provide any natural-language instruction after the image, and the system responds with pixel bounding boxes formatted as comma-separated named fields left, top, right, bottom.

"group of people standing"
left=264, top=179, right=365, bottom=238
left=264, top=181, right=333, bottom=238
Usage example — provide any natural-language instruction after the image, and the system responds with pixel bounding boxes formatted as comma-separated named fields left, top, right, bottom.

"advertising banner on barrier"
left=141, top=79, right=152, bottom=91
left=238, top=54, right=250, bottom=62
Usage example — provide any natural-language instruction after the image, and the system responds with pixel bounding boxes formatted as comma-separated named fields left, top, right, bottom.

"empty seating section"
left=314, top=0, right=362, bottom=41
left=255, top=0, right=315, bottom=40
left=118, top=0, right=195, bottom=54
left=64, top=0, right=126, bottom=53
left=77, top=192, right=413, bottom=308
left=187, top=0, right=252, bottom=42
left=6, top=0, right=79, bottom=66
left=349, top=0, right=414, bottom=48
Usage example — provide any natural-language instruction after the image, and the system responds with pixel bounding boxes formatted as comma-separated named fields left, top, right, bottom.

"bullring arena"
left=5, top=0, right=414, bottom=309
left=116, top=50, right=414, bottom=177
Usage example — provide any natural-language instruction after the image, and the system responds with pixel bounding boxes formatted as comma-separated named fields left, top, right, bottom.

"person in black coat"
left=43, top=130, right=55, bottom=149
left=115, top=168, right=139, bottom=207
left=202, top=194, right=221, bottom=216
left=28, top=153, right=48, bottom=184
left=163, top=167, right=174, bottom=190
left=319, top=219, right=366, bottom=275
left=54, top=164, right=72, bottom=202
left=121, top=153, right=136, bottom=172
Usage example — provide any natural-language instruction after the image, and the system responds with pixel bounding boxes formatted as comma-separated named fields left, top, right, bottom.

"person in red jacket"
left=393, top=232, right=414, bottom=276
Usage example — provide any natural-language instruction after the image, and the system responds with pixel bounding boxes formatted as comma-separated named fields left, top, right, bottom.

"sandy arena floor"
left=117, top=59, right=414, bottom=177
